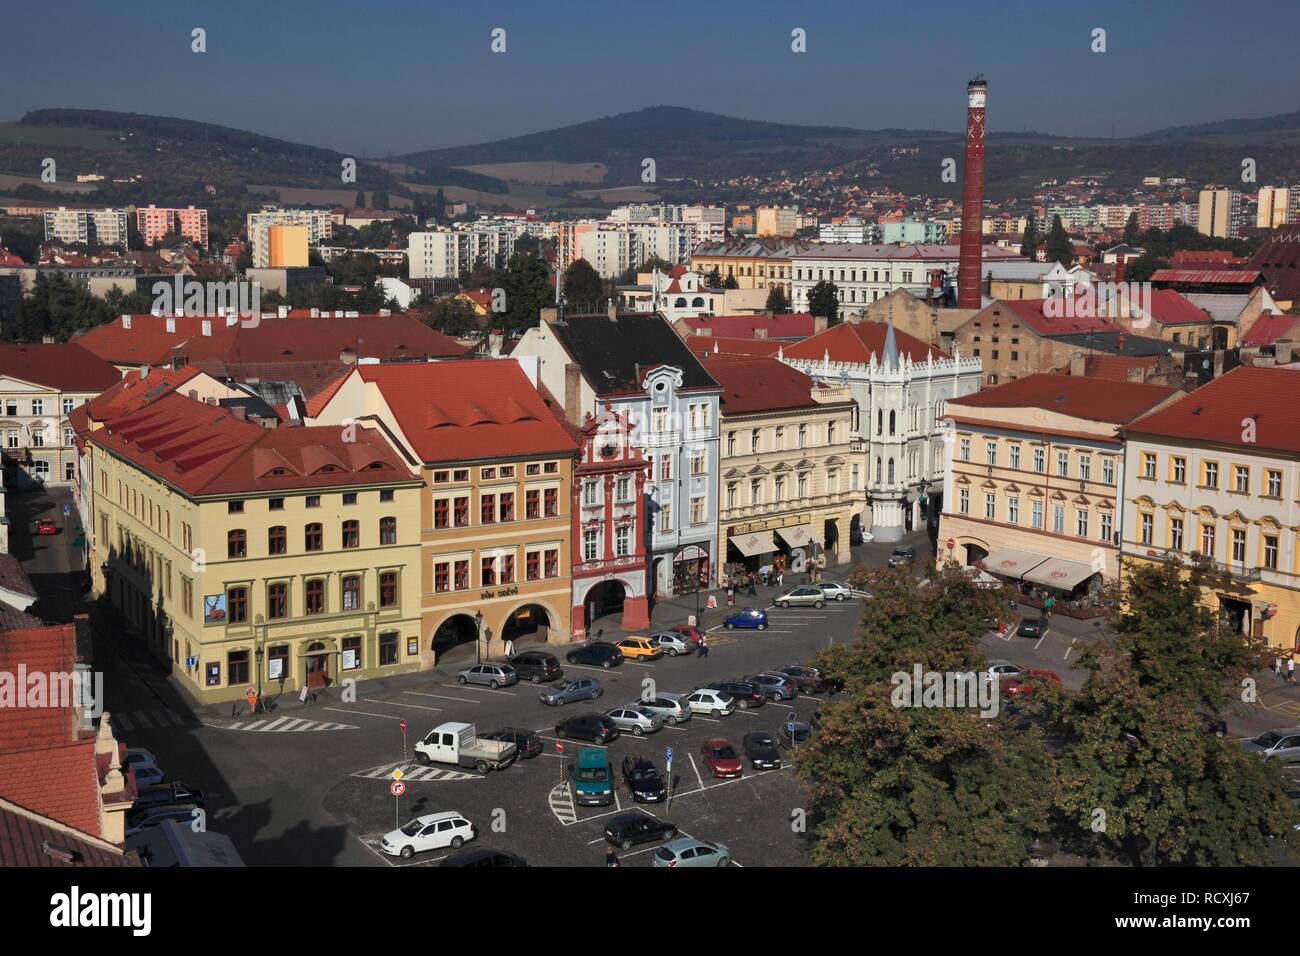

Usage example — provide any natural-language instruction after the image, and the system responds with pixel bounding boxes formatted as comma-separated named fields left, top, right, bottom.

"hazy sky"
left=2, top=0, right=1296, bottom=155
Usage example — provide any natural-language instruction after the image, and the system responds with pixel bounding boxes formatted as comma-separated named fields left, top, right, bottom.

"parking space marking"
left=322, top=706, right=402, bottom=722
left=406, top=691, right=479, bottom=704
left=364, top=697, right=442, bottom=712
left=689, top=754, right=705, bottom=792
left=441, top=682, right=517, bottom=697
left=357, top=834, right=450, bottom=867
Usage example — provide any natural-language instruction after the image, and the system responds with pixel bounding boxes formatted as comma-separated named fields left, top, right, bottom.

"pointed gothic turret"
left=882, top=317, right=900, bottom=371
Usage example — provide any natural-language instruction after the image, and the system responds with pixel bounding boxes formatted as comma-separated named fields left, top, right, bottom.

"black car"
left=742, top=731, right=783, bottom=770
left=556, top=712, right=620, bottom=744
left=482, top=727, right=543, bottom=759
left=621, top=753, right=666, bottom=803
left=133, top=780, right=206, bottom=811
left=604, top=811, right=678, bottom=850
left=508, top=651, right=564, bottom=684
left=779, top=721, right=813, bottom=748
left=773, top=664, right=825, bottom=694
left=566, top=642, right=624, bottom=669
left=1017, top=616, right=1049, bottom=638
left=439, top=848, right=529, bottom=867
left=887, top=546, right=916, bottom=567
left=706, top=679, right=766, bottom=709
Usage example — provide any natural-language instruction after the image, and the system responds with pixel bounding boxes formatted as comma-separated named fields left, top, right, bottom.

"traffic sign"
left=556, top=739, right=564, bottom=754
left=665, top=746, right=673, bottom=763
left=62, top=504, right=71, bottom=515
left=391, top=768, right=403, bottom=780
left=399, top=719, right=407, bottom=733
left=947, top=537, right=955, bottom=550
left=390, top=780, right=405, bottom=797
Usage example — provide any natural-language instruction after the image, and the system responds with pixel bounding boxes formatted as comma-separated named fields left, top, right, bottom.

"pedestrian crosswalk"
left=352, top=761, right=480, bottom=783
left=109, top=708, right=199, bottom=732
left=221, top=715, right=360, bottom=732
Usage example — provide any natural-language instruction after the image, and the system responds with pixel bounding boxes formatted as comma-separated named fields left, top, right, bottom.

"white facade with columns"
left=779, top=328, right=982, bottom=542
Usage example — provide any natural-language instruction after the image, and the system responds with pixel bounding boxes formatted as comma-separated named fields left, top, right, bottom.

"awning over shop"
left=775, top=523, right=818, bottom=548
left=729, top=531, right=778, bottom=557
left=979, top=548, right=1049, bottom=578
left=1021, top=556, right=1098, bottom=590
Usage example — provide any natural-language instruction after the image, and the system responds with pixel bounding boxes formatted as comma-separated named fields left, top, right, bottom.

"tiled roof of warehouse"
left=1125, top=366, right=1300, bottom=453
left=684, top=335, right=784, bottom=360
left=699, top=354, right=830, bottom=415
left=0, top=343, right=121, bottom=392
left=949, top=373, right=1178, bottom=423
left=677, top=312, right=816, bottom=339
left=781, top=320, right=945, bottom=364
left=550, top=313, right=719, bottom=396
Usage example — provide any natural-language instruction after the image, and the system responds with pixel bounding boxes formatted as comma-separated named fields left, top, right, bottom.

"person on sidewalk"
left=1289, top=656, right=1297, bottom=685
left=747, top=575, right=757, bottom=598
left=606, top=847, right=621, bottom=867
left=1277, top=656, right=1286, bottom=680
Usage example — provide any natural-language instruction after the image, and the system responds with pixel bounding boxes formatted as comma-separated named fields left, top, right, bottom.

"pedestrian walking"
left=1288, top=656, right=1296, bottom=685
left=698, top=633, right=709, bottom=658
left=606, top=847, right=621, bottom=868
left=776, top=568, right=784, bottom=587
left=747, top=574, right=757, bottom=597
left=1277, top=655, right=1286, bottom=680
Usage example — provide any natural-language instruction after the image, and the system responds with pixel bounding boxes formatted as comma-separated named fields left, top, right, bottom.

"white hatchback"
left=380, top=811, right=476, bottom=859
left=684, top=689, right=736, bottom=716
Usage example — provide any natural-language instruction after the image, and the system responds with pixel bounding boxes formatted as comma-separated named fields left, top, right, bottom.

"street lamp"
left=254, top=644, right=264, bottom=714
left=474, top=610, right=483, bottom=665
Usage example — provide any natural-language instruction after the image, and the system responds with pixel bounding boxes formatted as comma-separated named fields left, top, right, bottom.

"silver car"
left=649, top=632, right=695, bottom=657
left=539, top=676, right=602, bottom=706
left=457, top=663, right=518, bottom=688
left=986, top=660, right=1021, bottom=679
left=816, top=581, right=855, bottom=602
left=1241, top=727, right=1300, bottom=762
left=634, top=694, right=692, bottom=725
left=605, top=706, right=665, bottom=736
left=774, top=585, right=826, bottom=609
left=747, top=672, right=798, bottom=701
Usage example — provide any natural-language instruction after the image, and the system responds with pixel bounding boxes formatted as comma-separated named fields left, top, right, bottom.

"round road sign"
left=399, top=719, right=407, bottom=733
left=390, top=780, right=406, bottom=797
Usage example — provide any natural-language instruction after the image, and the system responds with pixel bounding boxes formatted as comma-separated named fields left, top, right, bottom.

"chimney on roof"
left=231, top=406, right=246, bottom=421
left=1114, top=256, right=1126, bottom=285
left=205, top=396, right=218, bottom=406
left=488, top=330, right=504, bottom=357
left=121, top=314, right=132, bottom=330
left=310, top=307, right=320, bottom=318
left=165, top=316, right=176, bottom=334
left=201, top=319, right=211, bottom=337
left=340, top=347, right=357, bottom=365
left=1125, top=366, right=1145, bottom=383
left=1276, top=339, right=1296, bottom=365
left=41, top=334, right=54, bottom=344
left=1069, top=351, right=1086, bottom=377
left=754, top=327, right=768, bottom=340
left=813, top=315, right=828, bottom=335
left=187, top=389, right=198, bottom=400
left=564, top=363, right=583, bottom=426
left=138, top=366, right=148, bottom=380
left=278, top=305, right=288, bottom=319
left=541, top=307, right=558, bottom=324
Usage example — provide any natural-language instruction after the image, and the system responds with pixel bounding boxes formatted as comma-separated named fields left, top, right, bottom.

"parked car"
left=816, top=580, right=855, bottom=602
left=887, top=546, right=916, bottom=567
left=648, top=632, right=695, bottom=656
left=774, top=585, right=826, bottom=609
left=616, top=637, right=664, bottom=661
left=700, top=738, right=744, bottom=778
left=778, top=721, right=813, bottom=749
left=439, top=847, right=529, bottom=867
left=637, top=693, right=692, bottom=725
left=742, top=731, right=783, bottom=770
left=1241, top=727, right=1300, bottom=762
left=457, top=663, right=518, bottom=688
left=573, top=747, right=615, bottom=807
left=124, top=749, right=165, bottom=787
left=134, top=781, right=205, bottom=812
left=684, top=689, right=735, bottom=717
left=771, top=664, right=825, bottom=694
left=986, top=660, right=1022, bottom=679
left=1000, top=669, right=1061, bottom=699
left=481, top=727, right=543, bottom=760
left=723, top=607, right=768, bottom=630
left=669, top=625, right=706, bottom=646
left=605, top=811, right=678, bottom=850
left=555, top=712, right=620, bottom=745
left=380, top=811, right=476, bottom=859
left=605, top=706, right=664, bottom=736
left=620, top=754, right=667, bottom=803
left=1017, top=616, right=1050, bottom=639
left=746, top=672, right=798, bottom=701
left=507, top=651, right=563, bottom=684
left=539, top=676, right=602, bottom=706
left=653, top=837, right=731, bottom=868
left=706, top=679, right=766, bottom=709
left=566, top=642, right=624, bottom=668
left=35, top=518, right=59, bottom=535
left=124, top=803, right=202, bottom=837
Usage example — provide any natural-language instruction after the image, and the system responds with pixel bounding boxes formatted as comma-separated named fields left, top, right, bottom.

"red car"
left=1001, top=668, right=1061, bottom=698
left=35, top=518, right=58, bottom=535
left=700, top=738, right=744, bottom=779
left=670, top=625, right=705, bottom=646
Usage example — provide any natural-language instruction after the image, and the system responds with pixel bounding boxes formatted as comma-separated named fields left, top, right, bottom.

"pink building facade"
left=136, top=205, right=209, bottom=248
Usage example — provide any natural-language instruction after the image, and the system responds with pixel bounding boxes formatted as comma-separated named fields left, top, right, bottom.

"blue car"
left=722, top=607, right=768, bottom=630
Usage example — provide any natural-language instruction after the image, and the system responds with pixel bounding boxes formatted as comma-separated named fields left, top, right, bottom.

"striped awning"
left=729, top=531, right=777, bottom=557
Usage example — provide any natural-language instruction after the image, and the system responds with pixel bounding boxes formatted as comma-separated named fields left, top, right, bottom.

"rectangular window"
left=1139, top=512, right=1153, bottom=545
left=1170, top=517, right=1184, bottom=551
left=228, top=500, right=244, bottom=514
left=342, top=492, right=358, bottom=506
left=1033, top=448, right=1045, bottom=473
left=1231, top=528, right=1246, bottom=563
left=526, top=551, right=540, bottom=581
left=434, top=562, right=450, bottom=593
left=379, top=631, right=399, bottom=667
left=481, top=556, right=497, bottom=586
left=691, top=496, right=706, bottom=525
left=481, top=467, right=496, bottom=480
left=1031, top=500, right=1043, bottom=529
left=1007, top=496, right=1019, bottom=524
left=1100, top=512, right=1113, bottom=542
left=1200, top=523, right=1216, bottom=557
left=380, top=489, right=395, bottom=503
left=616, top=477, right=631, bottom=501
left=500, top=492, right=514, bottom=522
left=306, top=495, right=321, bottom=508
left=1172, top=457, right=1186, bottom=484
left=268, top=582, right=287, bottom=620
left=342, top=575, right=361, bottom=611
left=659, top=502, right=673, bottom=533
left=1102, top=459, right=1115, bottom=485
left=984, top=493, right=996, bottom=519
left=959, top=437, right=971, bottom=462
left=454, top=496, right=470, bottom=527
left=480, top=494, right=496, bottom=524
left=433, top=470, right=449, bottom=483
left=583, top=481, right=599, bottom=506
left=227, top=650, right=249, bottom=686
left=544, top=488, right=558, bottom=517
left=1233, top=465, right=1249, bottom=493
left=342, top=636, right=361, bottom=671
left=305, top=579, right=325, bottom=615
left=525, top=489, right=540, bottom=519
left=985, top=442, right=997, bottom=466
left=1079, top=455, right=1091, bottom=481
left=1263, top=534, right=1279, bottom=570
left=434, top=498, right=450, bottom=529
left=1009, top=446, right=1020, bottom=470
left=1056, top=451, right=1069, bottom=477
left=269, top=497, right=285, bottom=511
left=958, top=488, right=969, bottom=514
left=379, top=571, right=398, bottom=607
left=1203, top=461, right=1218, bottom=488
left=228, top=587, right=248, bottom=624
left=660, top=456, right=673, bottom=481
left=525, top=463, right=540, bottom=476
left=1142, top=453, right=1156, bottom=480
left=1076, top=509, right=1088, bottom=537
left=454, top=560, right=469, bottom=591
left=544, top=549, right=559, bottom=578
left=691, top=449, right=706, bottom=476
left=1052, top=505, right=1065, bottom=534
left=454, top=469, right=470, bottom=482
left=582, top=529, right=599, bottom=562
left=500, top=466, right=515, bottom=478
left=1266, top=470, right=1282, bottom=498
left=616, top=525, right=630, bottom=557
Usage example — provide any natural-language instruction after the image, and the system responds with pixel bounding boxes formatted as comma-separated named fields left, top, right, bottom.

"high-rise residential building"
left=135, top=205, right=210, bottom=248
left=578, top=225, right=641, bottom=279
left=1257, top=186, right=1290, bottom=229
left=266, top=225, right=309, bottom=267
left=246, top=207, right=333, bottom=268
left=755, top=206, right=798, bottom=238
left=1197, top=187, right=1242, bottom=239
left=43, top=206, right=130, bottom=247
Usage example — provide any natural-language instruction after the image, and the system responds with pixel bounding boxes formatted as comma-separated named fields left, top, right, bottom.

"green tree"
left=497, top=250, right=551, bottom=332
left=765, top=285, right=789, bottom=312
left=371, top=190, right=389, bottom=210
left=419, top=296, right=482, bottom=337
left=703, top=267, right=723, bottom=288
left=722, top=274, right=739, bottom=290
left=1019, top=220, right=1040, bottom=260
left=563, top=258, right=604, bottom=309
left=807, top=280, right=839, bottom=324
left=1123, top=211, right=1141, bottom=246
left=459, top=259, right=496, bottom=292
left=1122, top=252, right=1168, bottom=284
left=1045, top=215, right=1073, bottom=266
left=355, top=190, right=366, bottom=208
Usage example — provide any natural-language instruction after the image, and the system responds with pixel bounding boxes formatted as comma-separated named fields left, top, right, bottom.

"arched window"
left=889, top=410, right=896, bottom=435
left=341, top=519, right=360, bottom=549
left=674, top=297, right=687, bottom=308
left=875, top=458, right=882, bottom=483
left=887, top=458, right=895, bottom=483
left=379, top=516, right=397, bottom=545
left=877, top=409, right=883, bottom=435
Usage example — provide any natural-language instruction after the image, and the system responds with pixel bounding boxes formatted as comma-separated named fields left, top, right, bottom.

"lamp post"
left=474, top=610, right=483, bottom=665
left=254, top=645, right=264, bottom=714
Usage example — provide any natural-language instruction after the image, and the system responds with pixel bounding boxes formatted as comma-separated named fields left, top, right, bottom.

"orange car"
left=615, top=637, right=663, bottom=661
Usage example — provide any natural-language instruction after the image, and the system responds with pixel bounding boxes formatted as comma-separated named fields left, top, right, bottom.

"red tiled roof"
left=0, top=554, right=37, bottom=600
left=1126, top=366, right=1300, bottom=453
left=1150, top=269, right=1262, bottom=285
left=1138, top=289, right=1214, bottom=326
left=700, top=354, right=827, bottom=415
left=353, top=360, right=579, bottom=464
left=992, top=299, right=1118, bottom=336
left=949, top=373, right=1177, bottom=424
left=0, top=248, right=25, bottom=266
left=781, top=320, right=946, bottom=364
left=1241, top=312, right=1300, bottom=347
left=91, top=392, right=419, bottom=496
left=679, top=313, right=816, bottom=339
left=0, top=343, right=121, bottom=393
left=304, top=366, right=352, bottom=418
left=1058, top=353, right=1160, bottom=382
left=0, top=800, right=140, bottom=867
left=1249, top=224, right=1300, bottom=302
left=72, top=365, right=204, bottom=430
left=684, top=335, right=783, bottom=359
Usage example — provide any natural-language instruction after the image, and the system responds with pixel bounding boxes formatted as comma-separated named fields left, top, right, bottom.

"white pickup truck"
left=414, top=722, right=517, bottom=775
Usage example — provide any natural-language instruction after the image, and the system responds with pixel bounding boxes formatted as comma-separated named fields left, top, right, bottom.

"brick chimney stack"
left=958, top=77, right=988, bottom=309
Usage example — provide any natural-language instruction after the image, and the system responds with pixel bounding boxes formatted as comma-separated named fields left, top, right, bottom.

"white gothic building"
left=778, top=319, right=982, bottom=542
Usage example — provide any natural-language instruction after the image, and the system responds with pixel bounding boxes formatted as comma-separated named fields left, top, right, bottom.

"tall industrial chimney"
left=957, top=76, right=988, bottom=309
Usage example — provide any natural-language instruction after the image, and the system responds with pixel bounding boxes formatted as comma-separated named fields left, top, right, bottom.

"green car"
left=572, top=747, right=614, bottom=807
left=652, top=837, right=732, bottom=867
left=774, top=585, right=826, bottom=609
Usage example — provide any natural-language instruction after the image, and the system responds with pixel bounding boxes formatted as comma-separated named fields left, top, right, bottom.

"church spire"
left=882, top=316, right=900, bottom=370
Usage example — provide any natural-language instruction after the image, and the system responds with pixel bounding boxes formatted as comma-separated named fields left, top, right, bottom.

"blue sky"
left=1, top=0, right=1296, bottom=154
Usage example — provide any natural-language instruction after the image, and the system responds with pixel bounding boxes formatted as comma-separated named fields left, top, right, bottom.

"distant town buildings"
left=1197, top=187, right=1243, bottom=239
left=245, top=207, right=333, bottom=268
left=135, top=205, right=210, bottom=248
left=43, top=206, right=130, bottom=247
